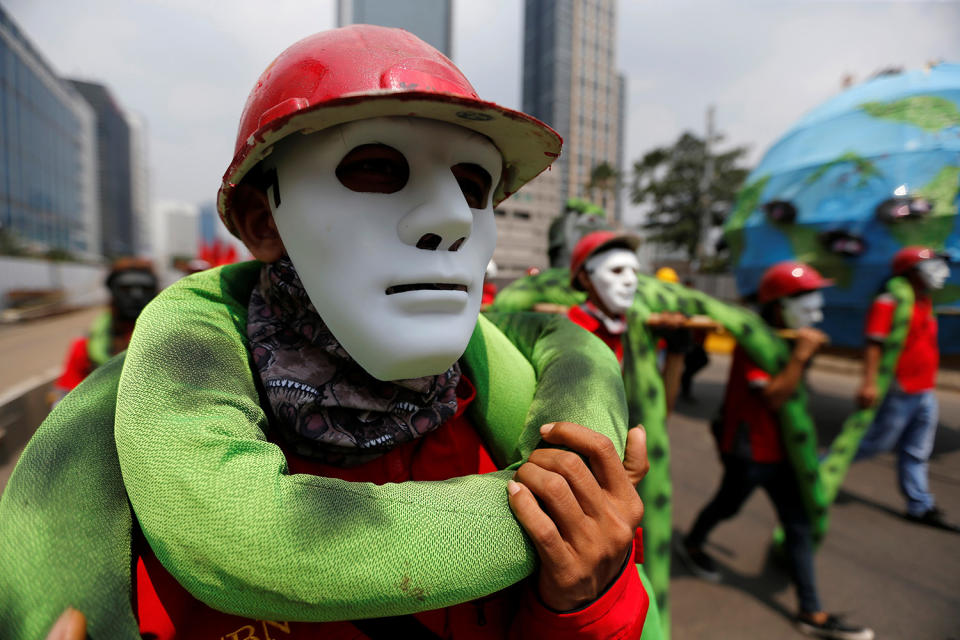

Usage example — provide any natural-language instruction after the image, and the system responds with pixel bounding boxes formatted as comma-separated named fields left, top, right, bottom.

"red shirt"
left=136, top=377, right=648, bottom=639
left=719, top=346, right=785, bottom=463
left=55, top=337, right=94, bottom=392
left=567, top=303, right=625, bottom=363
left=865, top=292, right=938, bottom=393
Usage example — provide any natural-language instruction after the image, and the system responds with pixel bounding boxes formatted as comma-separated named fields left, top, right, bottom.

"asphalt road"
left=670, top=354, right=960, bottom=640
left=0, top=306, right=103, bottom=392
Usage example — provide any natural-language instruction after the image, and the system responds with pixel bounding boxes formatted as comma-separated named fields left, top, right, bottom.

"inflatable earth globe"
left=724, top=62, right=960, bottom=352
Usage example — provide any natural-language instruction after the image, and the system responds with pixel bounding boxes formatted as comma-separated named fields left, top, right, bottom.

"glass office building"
left=0, top=6, right=98, bottom=257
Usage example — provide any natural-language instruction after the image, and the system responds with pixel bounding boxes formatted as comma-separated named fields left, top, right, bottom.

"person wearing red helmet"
left=855, top=246, right=957, bottom=531
left=2, top=26, right=651, bottom=640
left=677, top=262, right=873, bottom=640
left=567, top=231, right=642, bottom=363
left=567, top=231, right=689, bottom=414
left=52, top=258, right=158, bottom=402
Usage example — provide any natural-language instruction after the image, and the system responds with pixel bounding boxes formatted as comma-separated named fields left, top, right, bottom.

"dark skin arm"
left=508, top=423, right=648, bottom=611
left=857, top=341, right=883, bottom=408
left=762, top=328, right=828, bottom=411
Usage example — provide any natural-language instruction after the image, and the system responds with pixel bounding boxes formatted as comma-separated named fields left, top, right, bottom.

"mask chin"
left=781, top=291, right=824, bottom=329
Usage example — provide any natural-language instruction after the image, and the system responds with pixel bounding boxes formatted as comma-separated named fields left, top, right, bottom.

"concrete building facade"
left=0, top=6, right=98, bottom=259
left=495, top=0, right=626, bottom=278
left=68, top=80, right=144, bottom=259
left=336, top=0, right=453, bottom=57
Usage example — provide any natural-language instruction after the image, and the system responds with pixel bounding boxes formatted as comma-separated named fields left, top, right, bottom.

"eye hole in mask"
left=451, top=163, right=492, bottom=209
left=336, top=144, right=410, bottom=194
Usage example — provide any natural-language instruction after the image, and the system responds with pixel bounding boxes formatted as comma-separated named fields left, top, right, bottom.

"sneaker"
left=795, top=614, right=874, bottom=640
left=673, top=537, right=721, bottom=582
left=905, top=507, right=960, bottom=533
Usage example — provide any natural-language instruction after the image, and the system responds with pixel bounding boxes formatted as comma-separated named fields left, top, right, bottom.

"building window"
left=494, top=208, right=506, bottom=217
left=513, top=210, right=531, bottom=220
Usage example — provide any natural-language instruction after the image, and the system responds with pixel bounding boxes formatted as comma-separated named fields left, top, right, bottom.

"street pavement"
left=1, top=313, right=958, bottom=638
left=671, top=354, right=960, bottom=640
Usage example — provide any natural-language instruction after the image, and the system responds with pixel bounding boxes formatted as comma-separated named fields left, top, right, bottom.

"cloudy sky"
left=5, top=0, right=960, bottom=226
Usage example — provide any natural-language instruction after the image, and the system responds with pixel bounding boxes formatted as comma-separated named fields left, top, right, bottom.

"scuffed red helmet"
left=892, top=246, right=942, bottom=275
left=570, top=231, right=642, bottom=291
left=218, top=25, right=561, bottom=235
left=757, top=261, right=833, bottom=303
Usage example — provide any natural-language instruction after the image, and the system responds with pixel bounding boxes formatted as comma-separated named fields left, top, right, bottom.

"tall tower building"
left=0, top=6, right=99, bottom=259
left=494, top=0, right=626, bottom=277
left=68, top=80, right=141, bottom=258
left=337, top=0, right=453, bottom=57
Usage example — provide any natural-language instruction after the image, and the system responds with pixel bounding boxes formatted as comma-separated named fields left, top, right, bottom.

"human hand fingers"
left=537, top=422, right=635, bottom=501
left=46, top=608, right=86, bottom=640
left=623, top=425, right=649, bottom=487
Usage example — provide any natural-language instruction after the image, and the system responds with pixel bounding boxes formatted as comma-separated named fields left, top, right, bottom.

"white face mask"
left=585, top=248, right=640, bottom=317
left=917, top=257, right=950, bottom=290
left=267, top=117, right=502, bottom=381
left=781, top=290, right=825, bottom=329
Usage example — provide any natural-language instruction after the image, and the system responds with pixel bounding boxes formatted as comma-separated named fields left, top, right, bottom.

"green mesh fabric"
left=86, top=309, right=113, bottom=366
left=0, top=261, right=638, bottom=638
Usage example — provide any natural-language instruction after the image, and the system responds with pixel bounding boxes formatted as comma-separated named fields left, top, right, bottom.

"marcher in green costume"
left=0, top=263, right=649, bottom=638
left=493, top=267, right=845, bottom=640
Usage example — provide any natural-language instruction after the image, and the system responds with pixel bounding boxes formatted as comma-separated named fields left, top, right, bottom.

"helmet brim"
left=218, top=91, right=562, bottom=235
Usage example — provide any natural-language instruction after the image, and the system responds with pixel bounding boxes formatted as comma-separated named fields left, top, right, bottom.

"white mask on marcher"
left=585, top=248, right=640, bottom=317
left=916, top=257, right=950, bottom=291
left=267, top=117, right=502, bottom=381
left=781, top=291, right=825, bottom=329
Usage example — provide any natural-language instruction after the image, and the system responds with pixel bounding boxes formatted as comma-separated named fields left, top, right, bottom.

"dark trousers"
left=686, top=455, right=822, bottom=614
left=681, top=345, right=709, bottom=397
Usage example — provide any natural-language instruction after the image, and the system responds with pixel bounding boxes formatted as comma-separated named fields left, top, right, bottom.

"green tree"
left=630, top=132, right=749, bottom=262
left=585, top=161, right=620, bottom=213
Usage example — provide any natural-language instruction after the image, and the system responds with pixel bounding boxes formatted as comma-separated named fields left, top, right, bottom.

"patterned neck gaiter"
left=247, top=257, right=461, bottom=467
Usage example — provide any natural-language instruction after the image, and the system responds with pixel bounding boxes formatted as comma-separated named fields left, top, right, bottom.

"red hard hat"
left=570, top=231, right=642, bottom=291
left=892, top=246, right=940, bottom=275
left=757, top=261, right=833, bottom=303
left=217, top=25, right=562, bottom=235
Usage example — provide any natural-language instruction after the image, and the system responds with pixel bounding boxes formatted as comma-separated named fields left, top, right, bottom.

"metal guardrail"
left=0, top=367, right=57, bottom=466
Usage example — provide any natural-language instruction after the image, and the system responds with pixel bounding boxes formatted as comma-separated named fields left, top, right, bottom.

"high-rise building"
left=68, top=80, right=144, bottom=258
left=495, top=0, right=626, bottom=277
left=0, top=6, right=99, bottom=259
left=127, top=111, right=151, bottom=256
left=337, top=0, right=452, bottom=57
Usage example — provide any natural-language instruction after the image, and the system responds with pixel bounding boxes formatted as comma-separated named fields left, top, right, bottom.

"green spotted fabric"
left=0, top=262, right=638, bottom=639
left=492, top=268, right=837, bottom=640
left=819, top=277, right=914, bottom=504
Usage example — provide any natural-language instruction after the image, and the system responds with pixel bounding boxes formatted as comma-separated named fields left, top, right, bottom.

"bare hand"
left=857, top=382, right=878, bottom=409
left=46, top=608, right=86, bottom=640
left=792, top=328, right=829, bottom=362
left=507, top=423, right=647, bottom=611
left=658, top=311, right=688, bottom=330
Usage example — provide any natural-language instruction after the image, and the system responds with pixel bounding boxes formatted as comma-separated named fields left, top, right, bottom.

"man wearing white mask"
left=567, top=231, right=689, bottom=414
left=856, top=246, right=957, bottom=532
left=0, top=26, right=653, bottom=639
left=676, top=262, right=873, bottom=640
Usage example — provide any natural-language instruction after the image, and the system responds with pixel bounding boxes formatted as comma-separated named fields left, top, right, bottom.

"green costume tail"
left=819, top=277, right=914, bottom=504
left=0, top=263, right=645, bottom=638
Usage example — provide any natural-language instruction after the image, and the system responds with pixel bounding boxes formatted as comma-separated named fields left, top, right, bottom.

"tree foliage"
left=585, top=161, right=620, bottom=213
left=630, top=132, right=749, bottom=261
